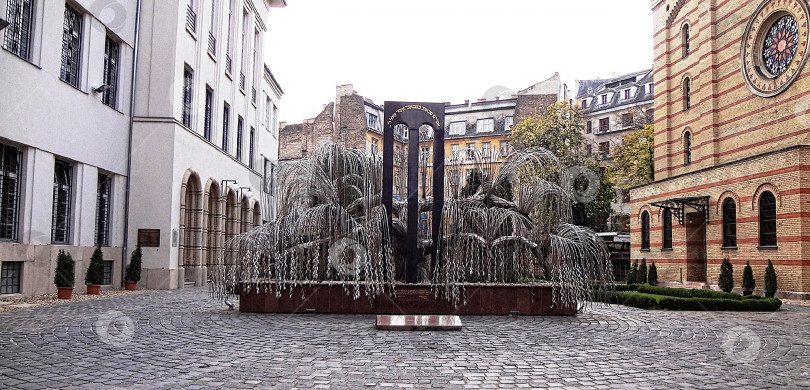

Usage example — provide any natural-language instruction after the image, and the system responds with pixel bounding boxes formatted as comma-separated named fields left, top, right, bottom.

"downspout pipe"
left=122, top=0, right=143, bottom=285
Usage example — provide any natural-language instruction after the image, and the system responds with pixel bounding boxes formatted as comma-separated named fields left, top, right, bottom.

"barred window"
left=236, top=116, right=243, bottom=161
left=684, top=131, right=692, bottom=165
left=0, top=144, right=22, bottom=241
left=182, top=67, right=193, bottom=128
left=103, top=260, right=113, bottom=285
left=60, top=5, right=82, bottom=88
left=722, top=198, right=737, bottom=248
left=641, top=211, right=650, bottom=250
left=759, top=191, right=777, bottom=246
left=683, top=78, right=691, bottom=111
left=52, top=160, right=72, bottom=244
left=3, top=0, right=34, bottom=60
left=249, top=127, right=255, bottom=169
left=95, top=174, right=111, bottom=246
left=662, top=209, right=672, bottom=249
left=204, top=86, right=213, bottom=141
left=102, top=35, right=119, bottom=108
left=222, top=103, right=230, bottom=153
left=0, top=261, right=22, bottom=294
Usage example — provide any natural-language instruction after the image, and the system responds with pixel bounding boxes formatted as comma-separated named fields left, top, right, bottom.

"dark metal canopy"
left=650, top=196, right=710, bottom=225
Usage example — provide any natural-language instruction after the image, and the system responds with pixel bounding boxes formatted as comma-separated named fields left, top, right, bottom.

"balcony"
left=207, top=32, right=216, bottom=55
left=186, top=5, right=196, bottom=33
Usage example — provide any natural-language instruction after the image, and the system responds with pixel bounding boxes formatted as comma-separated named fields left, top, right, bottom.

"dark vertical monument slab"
left=383, top=102, right=445, bottom=283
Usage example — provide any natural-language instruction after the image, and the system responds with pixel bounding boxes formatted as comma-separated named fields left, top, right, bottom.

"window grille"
left=3, top=0, right=34, bottom=60
left=662, top=209, right=672, bottom=249
left=759, top=192, right=777, bottom=246
left=182, top=67, right=194, bottom=128
left=95, top=174, right=111, bottom=246
left=103, top=260, right=113, bottom=285
left=60, top=5, right=83, bottom=88
left=0, top=261, right=22, bottom=294
left=52, top=160, right=72, bottom=244
left=0, top=144, right=22, bottom=241
left=102, top=35, right=119, bottom=108
left=722, top=198, right=737, bottom=247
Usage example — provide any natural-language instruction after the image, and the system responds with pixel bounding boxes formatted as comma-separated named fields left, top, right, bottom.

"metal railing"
left=225, top=55, right=232, bottom=74
left=251, top=87, right=256, bottom=105
left=186, top=5, right=196, bottom=33
left=239, top=72, right=245, bottom=91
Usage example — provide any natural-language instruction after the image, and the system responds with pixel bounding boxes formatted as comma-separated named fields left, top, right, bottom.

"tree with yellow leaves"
left=608, top=124, right=654, bottom=190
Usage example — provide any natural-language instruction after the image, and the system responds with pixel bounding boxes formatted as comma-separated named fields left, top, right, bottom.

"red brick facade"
left=630, top=0, right=810, bottom=296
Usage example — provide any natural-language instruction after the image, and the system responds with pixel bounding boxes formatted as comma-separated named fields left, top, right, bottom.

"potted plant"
left=639, top=259, right=648, bottom=285
left=764, top=259, right=777, bottom=298
left=54, top=250, right=75, bottom=299
left=124, top=244, right=142, bottom=291
left=85, top=244, right=105, bottom=295
left=648, top=262, right=658, bottom=286
left=718, top=257, right=734, bottom=293
left=742, top=261, right=755, bottom=296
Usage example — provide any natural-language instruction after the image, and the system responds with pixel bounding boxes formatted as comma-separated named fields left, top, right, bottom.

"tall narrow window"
left=207, top=0, right=216, bottom=54
left=249, top=127, right=255, bottom=169
left=684, top=131, right=692, bottom=165
left=240, top=8, right=248, bottom=89
left=203, top=86, right=213, bottom=141
left=236, top=116, right=243, bottom=161
left=52, top=160, right=72, bottom=244
left=759, top=191, right=777, bottom=246
left=182, top=67, right=194, bottom=128
left=722, top=198, right=737, bottom=248
left=0, top=144, right=22, bottom=241
left=222, top=103, right=230, bottom=152
left=586, top=121, right=592, bottom=134
left=682, top=24, right=690, bottom=58
left=662, top=209, right=672, bottom=249
left=102, top=35, right=119, bottom=108
left=225, top=0, right=233, bottom=73
left=60, top=5, right=83, bottom=88
left=95, top=174, right=111, bottom=246
left=186, top=0, right=197, bottom=32
left=599, top=117, right=609, bottom=133
left=641, top=211, right=650, bottom=250
left=3, top=0, right=34, bottom=60
left=683, top=78, right=691, bottom=111
left=265, top=95, right=271, bottom=129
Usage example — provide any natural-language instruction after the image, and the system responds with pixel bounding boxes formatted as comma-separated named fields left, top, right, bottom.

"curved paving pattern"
left=0, top=287, right=809, bottom=389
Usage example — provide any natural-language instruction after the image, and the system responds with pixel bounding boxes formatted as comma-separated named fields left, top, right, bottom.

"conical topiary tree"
left=639, top=258, right=648, bottom=285
left=627, top=259, right=639, bottom=284
left=742, top=261, right=755, bottom=295
left=764, top=259, right=777, bottom=297
left=126, top=244, right=143, bottom=283
left=54, top=250, right=75, bottom=288
left=718, top=258, right=734, bottom=293
left=648, top=262, right=658, bottom=286
left=85, top=245, right=105, bottom=286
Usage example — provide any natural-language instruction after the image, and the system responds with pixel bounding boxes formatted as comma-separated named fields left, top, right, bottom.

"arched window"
left=682, top=24, right=690, bottom=57
left=759, top=191, right=777, bottom=246
left=722, top=198, right=737, bottom=248
left=662, top=209, right=672, bottom=249
left=683, top=78, right=691, bottom=111
left=684, top=131, right=692, bottom=165
left=641, top=211, right=650, bottom=250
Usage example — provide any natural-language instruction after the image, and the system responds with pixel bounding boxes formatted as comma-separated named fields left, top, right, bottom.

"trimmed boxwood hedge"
left=636, top=285, right=743, bottom=300
left=598, top=290, right=781, bottom=311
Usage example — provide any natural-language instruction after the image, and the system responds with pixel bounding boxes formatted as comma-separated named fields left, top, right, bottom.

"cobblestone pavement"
left=1, top=287, right=809, bottom=389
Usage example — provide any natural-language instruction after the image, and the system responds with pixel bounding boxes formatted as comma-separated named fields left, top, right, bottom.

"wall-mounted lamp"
left=93, top=84, right=111, bottom=93
left=240, top=186, right=253, bottom=199
left=0, top=18, right=10, bottom=31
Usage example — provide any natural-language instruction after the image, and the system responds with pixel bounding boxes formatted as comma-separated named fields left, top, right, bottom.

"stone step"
left=184, top=281, right=196, bottom=287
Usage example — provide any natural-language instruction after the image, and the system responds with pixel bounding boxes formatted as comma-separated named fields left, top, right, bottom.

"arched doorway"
left=179, top=171, right=203, bottom=271
left=204, top=179, right=222, bottom=270
left=240, top=196, right=251, bottom=233
left=252, top=202, right=262, bottom=228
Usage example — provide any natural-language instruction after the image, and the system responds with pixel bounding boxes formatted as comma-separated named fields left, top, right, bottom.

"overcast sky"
left=265, top=0, right=654, bottom=124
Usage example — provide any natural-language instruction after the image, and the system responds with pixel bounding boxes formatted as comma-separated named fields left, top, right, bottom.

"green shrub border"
left=598, top=285, right=781, bottom=311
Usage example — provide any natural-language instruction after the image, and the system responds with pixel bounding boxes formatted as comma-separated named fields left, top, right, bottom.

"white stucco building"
left=0, top=0, right=284, bottom=296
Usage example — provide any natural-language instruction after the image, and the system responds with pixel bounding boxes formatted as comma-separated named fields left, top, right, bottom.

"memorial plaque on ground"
left=375, top=315, right=462, bottom=331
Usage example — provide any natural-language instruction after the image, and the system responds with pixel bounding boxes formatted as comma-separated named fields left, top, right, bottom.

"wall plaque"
left=137, top=229, right=160, bottom=247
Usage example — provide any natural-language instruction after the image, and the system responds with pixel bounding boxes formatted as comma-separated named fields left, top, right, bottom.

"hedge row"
left=635, top=285, right=743, bottom=300
left=599, top=291, right=781, bottom=311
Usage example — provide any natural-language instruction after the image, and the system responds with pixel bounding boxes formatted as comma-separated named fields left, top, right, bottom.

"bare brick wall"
left=514, top=94, right=557, bottom=123
left=337, top=94, right=368, bottom=149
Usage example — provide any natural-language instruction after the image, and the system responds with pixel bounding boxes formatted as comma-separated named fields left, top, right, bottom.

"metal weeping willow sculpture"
left=209, top=101, right=613, bottom=313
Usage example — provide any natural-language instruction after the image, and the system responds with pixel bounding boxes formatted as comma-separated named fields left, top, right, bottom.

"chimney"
left=495, top=96, right=500, bottom=101
left=477, top=98, right=486, bottom=103
left=511, top=94, right=517, bottom=98
left=364, top=98, right=374, bottom=104
left=445, top=102, right=451, bottom=106
left=464, top=99, right=469, bottom=106
left=279, top=121, right=286, bottom=129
